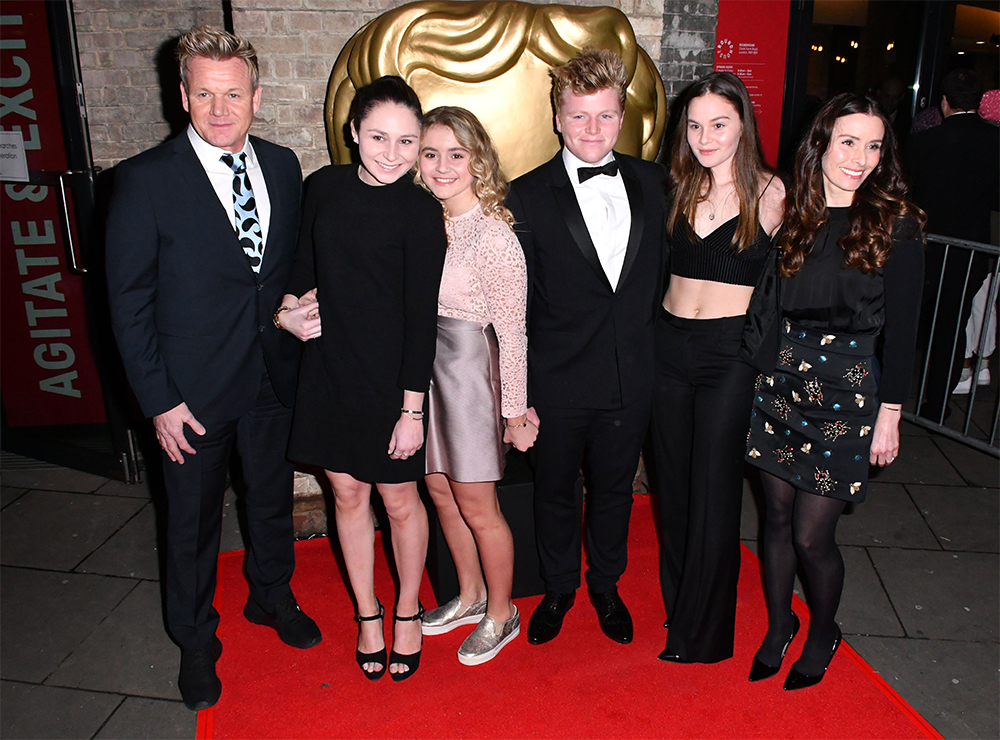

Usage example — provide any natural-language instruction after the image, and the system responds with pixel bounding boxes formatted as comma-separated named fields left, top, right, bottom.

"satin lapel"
left=171, top=134, right=255, bottom=279
left=617, top=156, right=645, bottom=291
left=550, top=160, right=614, bottom=293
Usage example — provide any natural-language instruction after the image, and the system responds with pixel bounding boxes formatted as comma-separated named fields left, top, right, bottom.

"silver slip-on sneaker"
left=421, top=596, right=487, bottom=635
left=457, top=605, right=520, bottom=666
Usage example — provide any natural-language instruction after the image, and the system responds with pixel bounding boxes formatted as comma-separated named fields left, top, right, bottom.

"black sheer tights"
left=756, top=471, right=846, bottom=675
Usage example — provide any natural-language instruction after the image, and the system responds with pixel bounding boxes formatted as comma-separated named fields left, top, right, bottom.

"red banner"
left=714, top=0, right=791, bottom=168
left=1, top=2, right=106, bottom=425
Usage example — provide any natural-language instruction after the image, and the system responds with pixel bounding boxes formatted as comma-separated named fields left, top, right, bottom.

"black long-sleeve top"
left=780, top=208, right=924, bottom=404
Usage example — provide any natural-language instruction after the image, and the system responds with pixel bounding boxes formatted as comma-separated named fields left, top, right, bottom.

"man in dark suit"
left=905, top=68, right=1000, bottom=421
left=106, top=27, right=321, bottom=711
left=507, top=48, right=665, bottom=646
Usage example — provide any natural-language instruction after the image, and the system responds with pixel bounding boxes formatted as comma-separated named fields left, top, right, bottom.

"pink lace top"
left=438, top=203, right=528, bottom=418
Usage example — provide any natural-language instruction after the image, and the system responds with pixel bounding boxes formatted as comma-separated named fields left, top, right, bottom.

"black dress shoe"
left=748, top=612, right=800, bottom=682
left=663, top=617, right=671, bottom=629
left=178, top=638, right=223, bottom=711
left=657, top=649, right=692, bottom=663
left=590, top=589, right=633, bottom=644
left=783, top=627, right=842, bottom=691
left=244, top=593, right=322, bottom=649
left=527, top=592, right=575, bottom=645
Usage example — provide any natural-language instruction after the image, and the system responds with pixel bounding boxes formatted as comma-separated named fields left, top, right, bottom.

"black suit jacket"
left=507, top=151, right=666, bottom=409
left=106, top=132, right=303, bottom=425
left=904, top=113, right=1000, bottom=244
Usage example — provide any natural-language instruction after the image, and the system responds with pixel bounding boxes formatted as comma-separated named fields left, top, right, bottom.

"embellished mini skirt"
left=425, top=315, right=506, bottom=483
left=745, top=319, right=879, bottom=503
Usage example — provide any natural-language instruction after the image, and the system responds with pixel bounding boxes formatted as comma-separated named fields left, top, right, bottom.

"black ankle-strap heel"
left=355, top=599, right=386, bottom=681
left=389, top=603, right=425, bottom=682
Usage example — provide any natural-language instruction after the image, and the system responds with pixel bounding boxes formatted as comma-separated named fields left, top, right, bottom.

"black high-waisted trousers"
left=648, top=308, right=757, bottom=663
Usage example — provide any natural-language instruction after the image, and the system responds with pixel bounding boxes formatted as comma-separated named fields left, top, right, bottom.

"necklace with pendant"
left=707, top=185, right=734, bottom=221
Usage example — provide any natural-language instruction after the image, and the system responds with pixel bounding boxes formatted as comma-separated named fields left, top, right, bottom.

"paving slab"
left=0, top=680, right=123, bottom=740
left=78, top=503, right=162, bottom=580
left=47, top=580, right=179, bottom=700
left=0, top=568, right=135, bottom=683
left=868, top=549, right=999, bottom=641
left=872, top=436, right=965, bottom=485
left=837, top=482, right=940, bottom=549
left=837, top=546, right=905, bottom=637
left=1, top=486, right=28, bottom=508
left=0, top=468, right=109, bottom=493
left=94, top=478, right=155, bottom=499
left=907, top=484, right=1000, bottom=553
left=849, top=635, right=1000, bottom=740
left=94, top=696, right=195, bottom=740
left=932, top=436, right=1000, bottom=488
left=1, top=491, right=147, bottom=570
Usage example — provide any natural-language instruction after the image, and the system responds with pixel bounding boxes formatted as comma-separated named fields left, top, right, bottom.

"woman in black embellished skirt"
left=744, top=94, right=924, bottom=690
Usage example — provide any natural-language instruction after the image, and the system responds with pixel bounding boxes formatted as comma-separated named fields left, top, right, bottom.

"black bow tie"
left=578, top=161, right=619, bottom=183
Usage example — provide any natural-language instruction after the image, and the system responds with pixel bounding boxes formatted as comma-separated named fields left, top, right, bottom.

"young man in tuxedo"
left=106, top=27, right=321, bottom=710
left=507, top=48, right=666, bottom=646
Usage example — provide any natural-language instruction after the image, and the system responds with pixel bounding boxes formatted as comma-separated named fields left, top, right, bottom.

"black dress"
left=745, top=208, right=923, bottom=502
left=285, top=165, right=447, bottom=482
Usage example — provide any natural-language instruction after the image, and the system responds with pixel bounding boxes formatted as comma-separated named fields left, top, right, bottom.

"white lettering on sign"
left=5, top=183, right=47, bottom=201
left=22, top=272, right=65, bottom=302
left=11, top=219, right=54, bottom=244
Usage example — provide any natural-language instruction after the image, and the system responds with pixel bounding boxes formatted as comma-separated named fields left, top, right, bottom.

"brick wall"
left=73, top=0, right=716, bottom=174
left=73, top=0, right=223, bottom=170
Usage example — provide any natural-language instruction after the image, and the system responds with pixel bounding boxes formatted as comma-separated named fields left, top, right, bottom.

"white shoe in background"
left=953, top=367, right=973, bottom=394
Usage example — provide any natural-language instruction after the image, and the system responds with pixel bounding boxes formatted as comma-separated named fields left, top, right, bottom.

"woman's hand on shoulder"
left=759, top=174, right=787, bottom=237
left=388, top=414, right=424, bottom=460
left=503, top=415, right=538, bottom=452
left=869, top=403, right=902, bottom=466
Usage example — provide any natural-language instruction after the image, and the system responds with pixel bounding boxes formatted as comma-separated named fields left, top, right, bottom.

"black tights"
left=757, top=471, right=846, bottom=675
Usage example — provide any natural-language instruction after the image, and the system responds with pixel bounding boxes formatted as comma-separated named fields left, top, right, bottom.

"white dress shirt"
left=562, top=147, right=631, bottom=290
left=187, top=125, right=272, bottom=251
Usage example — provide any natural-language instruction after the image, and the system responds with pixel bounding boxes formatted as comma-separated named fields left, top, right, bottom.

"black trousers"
left=163, top=369, right=295, bottom=651
left=531, top=395, right=651, bottom=594
left=648, top=310, right=756, bottom=662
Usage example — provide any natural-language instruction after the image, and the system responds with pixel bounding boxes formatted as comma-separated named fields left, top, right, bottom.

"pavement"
left=1, top=419, right=997, bottom=739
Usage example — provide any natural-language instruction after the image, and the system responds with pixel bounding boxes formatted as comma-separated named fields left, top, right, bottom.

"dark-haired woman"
left=280, top=76, right=446, bottom=682
left=650, top=72, right=784, bottom=664
left=744, top=94, right=924, bottom=689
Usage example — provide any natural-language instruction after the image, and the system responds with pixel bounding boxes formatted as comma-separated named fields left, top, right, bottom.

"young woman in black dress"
left=649, top=72, right=784, bottom=664
left=744, top=94, right=924, bottom=689
left=279, top=77, right=447, bottom=682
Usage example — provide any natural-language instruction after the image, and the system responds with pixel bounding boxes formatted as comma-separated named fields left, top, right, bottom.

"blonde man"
left=507, top=48, right=666, bottom=646
left=106, top=27, right=320, bottom=711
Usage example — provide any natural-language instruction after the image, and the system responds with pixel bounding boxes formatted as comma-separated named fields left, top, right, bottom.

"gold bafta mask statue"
left=326, top=1, right=666, bottom=179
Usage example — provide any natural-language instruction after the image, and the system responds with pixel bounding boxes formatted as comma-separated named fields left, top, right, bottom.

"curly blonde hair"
left=417, top=106, right=515, bottom=226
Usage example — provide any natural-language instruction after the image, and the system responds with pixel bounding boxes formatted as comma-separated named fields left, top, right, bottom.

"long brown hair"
left=667, top=72, right=774, bottom=253
left=779, top=93, right=925, bottom=277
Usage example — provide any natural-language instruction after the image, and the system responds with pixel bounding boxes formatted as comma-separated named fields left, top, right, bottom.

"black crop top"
left=669, top=214, right=772, bottom=286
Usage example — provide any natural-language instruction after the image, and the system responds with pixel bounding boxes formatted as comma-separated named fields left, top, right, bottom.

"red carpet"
left=198, top=494, right=941, bottom=740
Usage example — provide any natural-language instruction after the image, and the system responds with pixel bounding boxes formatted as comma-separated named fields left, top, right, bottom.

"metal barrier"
left=909, top=233, right=1000, bottom=458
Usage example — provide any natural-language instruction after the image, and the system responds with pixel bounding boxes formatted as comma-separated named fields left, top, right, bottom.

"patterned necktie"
left=220, top=152, right=263, bottom=272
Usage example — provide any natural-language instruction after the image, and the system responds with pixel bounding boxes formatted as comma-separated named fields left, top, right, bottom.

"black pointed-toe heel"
left=749, top=612, right=801, bottom=682
left=355, top=599, right=387, bottom=681
left=783, top=627, right=842, bottom=691
left=389, top=603, right=425, bottom=683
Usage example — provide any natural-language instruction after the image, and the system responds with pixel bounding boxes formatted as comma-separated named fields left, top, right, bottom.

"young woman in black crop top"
left=744, top=94, right=924, bottom=690
left=649, top=73, right=785, bottom=665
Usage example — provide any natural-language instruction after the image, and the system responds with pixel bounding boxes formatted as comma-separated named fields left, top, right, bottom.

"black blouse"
left=669, top=214, right=772, bottom=287
left=780, top=207, right=924, bottom=404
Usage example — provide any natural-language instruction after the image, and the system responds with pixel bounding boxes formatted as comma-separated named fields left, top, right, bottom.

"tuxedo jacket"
left=106, top=133, right=303, bottom=425
left=904, top=113, right=1000, bottom=244
left=507, top=151, right=666, bottom=409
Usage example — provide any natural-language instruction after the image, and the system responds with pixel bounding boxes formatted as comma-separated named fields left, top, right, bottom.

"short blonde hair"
left=176, top=26, right=259, bottom=91
left=418, top=107, right=515, bottom=227
left=549, top=48, right=628, bottom=112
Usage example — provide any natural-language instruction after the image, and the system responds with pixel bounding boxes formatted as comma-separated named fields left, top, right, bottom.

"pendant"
left=709, top=212, right=715, bottom=220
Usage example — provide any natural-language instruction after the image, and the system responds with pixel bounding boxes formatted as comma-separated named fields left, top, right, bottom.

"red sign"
left=1, top=2, right=106, bottom=425
left=714, top=0, right=791, bottom=168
